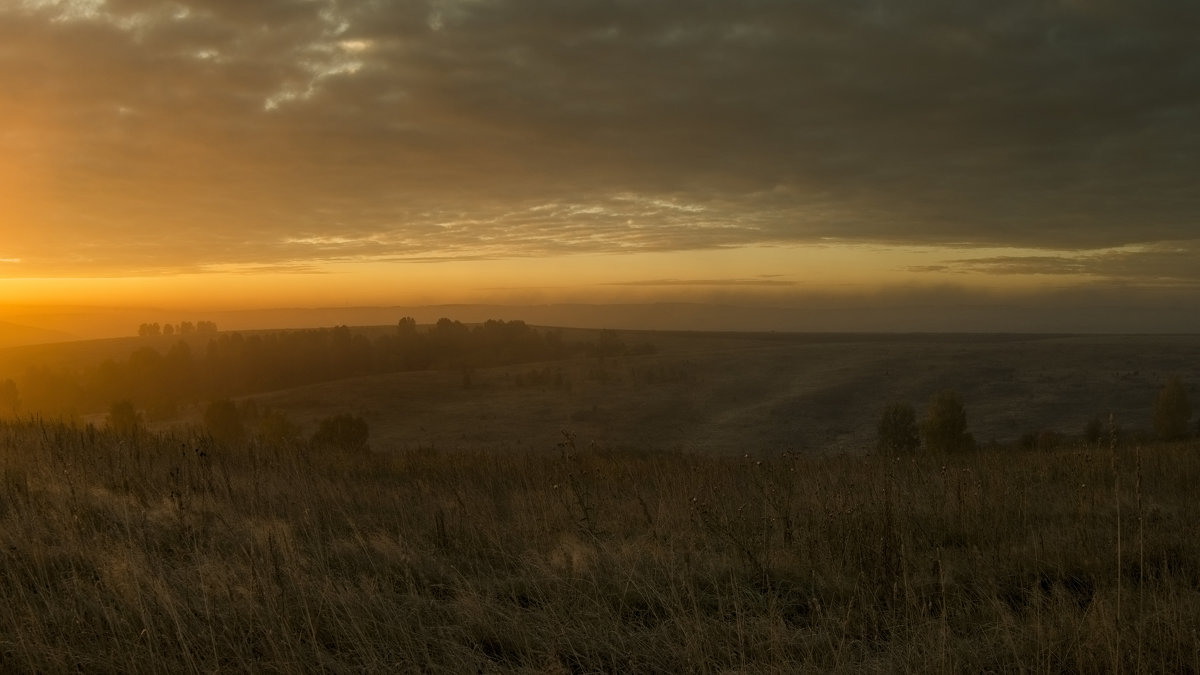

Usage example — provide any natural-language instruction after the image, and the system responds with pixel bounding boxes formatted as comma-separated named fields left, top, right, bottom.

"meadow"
left=1, top=416, right=1200, bottom=672
left=4, top=329, right=1198, bottom=452
left=218, top=332, right=1199, bottom=454
left=1, top=328, right=1198, bottom=672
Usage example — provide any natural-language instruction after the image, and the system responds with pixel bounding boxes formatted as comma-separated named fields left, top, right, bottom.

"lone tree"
left=921, top=391, right=975, bottom=454
left=1154, top=377, right=1192, bottom=441
left=877, top=402, right=920, bottom=454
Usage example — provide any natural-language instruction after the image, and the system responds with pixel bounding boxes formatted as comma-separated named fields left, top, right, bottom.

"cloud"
left=910, top=241, right=1200, bottom=286
left=606, top=278, right=797, bottom=288
left=4, top=1, right=1200, bottom=275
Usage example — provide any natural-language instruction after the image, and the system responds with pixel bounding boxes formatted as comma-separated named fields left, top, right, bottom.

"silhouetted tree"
left=204, top=399, right=245, bottom=444
left=11, top=318, right=603, bottom=418
left=921, top=391, right=975, bottom=453
left=107, top=400, right=142, bottom=436
left=127, top=346, right=167, bottom=409
left=162, top=323, right=175, bottom=336
left=311, top=414, right=370, bottom=452
left=179, top=321, right=195, bottom=335
left=161, top=341, right=196, bottom=403
left=1154, top=377, right=1192, bottom=441
left=138, top=323, right=161, bottom=337
left=876, top=402, right=919, bottom=454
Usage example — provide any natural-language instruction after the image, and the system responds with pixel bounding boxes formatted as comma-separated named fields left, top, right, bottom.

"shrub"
left=203, top=399, right=245, bottom=444
left=876, top=402, right=920, bottom=454
left=1154, top=377, right=1192, bottom=441
left=106, top=400, right=142, bottom=436
left=921, top=391, right=974, bottom=454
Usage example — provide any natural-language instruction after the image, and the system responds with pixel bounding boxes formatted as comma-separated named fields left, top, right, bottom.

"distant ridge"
left=202, top=303, right=802, bottom=334
left=201, top=301, right=1200, bottom=335
left=5, top=297, right=1200, bottom=343
left=0, top=321, right=76, bottom=349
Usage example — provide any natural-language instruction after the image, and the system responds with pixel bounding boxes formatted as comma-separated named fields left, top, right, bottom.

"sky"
left=2, top=0, right=1199, bottom=334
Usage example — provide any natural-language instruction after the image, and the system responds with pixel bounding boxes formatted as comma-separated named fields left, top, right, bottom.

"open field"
left=1, top=330, right=1198, bottom=671
left=1, top=418, right=1199, bottom=672
left=164, top=332, right=1200, bottom=455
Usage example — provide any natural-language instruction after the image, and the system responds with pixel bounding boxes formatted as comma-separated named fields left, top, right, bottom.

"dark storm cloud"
left=4, top=0, right=1199, bottom=274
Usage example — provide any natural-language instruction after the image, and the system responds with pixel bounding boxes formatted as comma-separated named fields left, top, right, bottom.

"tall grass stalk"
left=0, top=417, right=1198, bottom=672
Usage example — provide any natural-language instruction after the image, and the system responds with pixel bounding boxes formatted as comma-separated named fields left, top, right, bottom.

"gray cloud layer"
left=4, top=0, right=1199, bottom=277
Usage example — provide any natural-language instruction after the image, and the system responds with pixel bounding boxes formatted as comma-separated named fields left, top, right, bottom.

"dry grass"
left=1, top=418, right=1199, bottom=672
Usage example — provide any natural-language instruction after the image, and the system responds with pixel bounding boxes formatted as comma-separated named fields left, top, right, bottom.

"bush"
left=921, top=391, right=974, bottom=454
left=876, top=403, right=919, bottom=454
left=1154, top=377, right=1192, bottom=441
left=311, top=414, right=370, bottom=452
left=106, top=400, right=142, bottom=436
left=203, top=399, right=245, bottom=444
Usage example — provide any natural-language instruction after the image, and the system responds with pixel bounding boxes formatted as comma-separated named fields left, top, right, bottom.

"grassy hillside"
left=197, top=333, right=1200, bottom=453
left=0, top=321, right=75, bottom=350
left=6, top=329, right=1197, bottom=453
left=1, top=418, right=1199, bottom=672
left=0, top=333, right=211, bottom=379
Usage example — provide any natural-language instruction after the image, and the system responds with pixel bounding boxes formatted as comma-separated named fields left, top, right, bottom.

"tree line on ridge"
left=2, top=318, right=648, bottom=420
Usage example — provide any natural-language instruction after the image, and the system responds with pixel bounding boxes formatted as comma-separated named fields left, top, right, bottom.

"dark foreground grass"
left=1, top=419, right=1199, bottom=673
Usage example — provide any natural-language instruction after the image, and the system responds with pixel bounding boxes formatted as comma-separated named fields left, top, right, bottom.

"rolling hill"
left=0, top=321, right=75, bottom=349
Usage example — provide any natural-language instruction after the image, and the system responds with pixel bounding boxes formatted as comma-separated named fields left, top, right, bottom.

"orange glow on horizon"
left=0, top=243, right=1101, bottom=315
